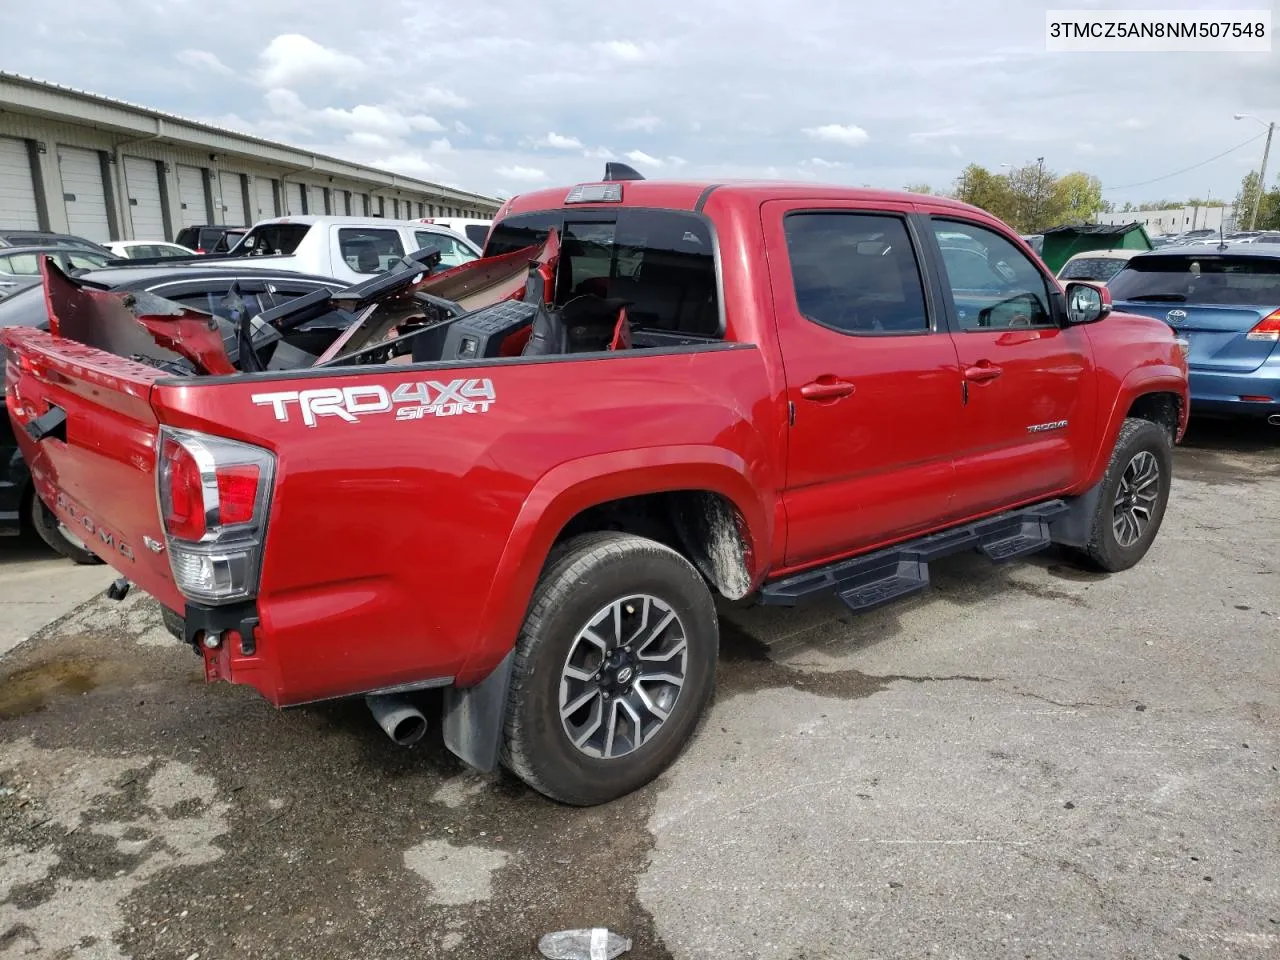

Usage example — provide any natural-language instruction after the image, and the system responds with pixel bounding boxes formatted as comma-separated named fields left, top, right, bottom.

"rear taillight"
left=157, top=428, right=275, bottom=605
left=1246, top=309, right=1280, bottom=342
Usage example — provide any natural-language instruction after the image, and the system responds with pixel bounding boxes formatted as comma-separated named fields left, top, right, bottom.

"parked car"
left=0, top=245, right=115, bottom=293
left=0, top=261, right=351, bottom=562
left=0, top=230, right=113, bottom=255
left=1108, top=244, right=1280, bottom=423
left=211, top=216, right=482, bottom=284
left=416, top=216, right=493, bottom=247
left=174, top=225, right=248, bottom=255
left=105, top=240, right=197, bottom=260
left=2, top=171, right=1189, bottom=804
left=1056, top=249, right=1143, bottom=285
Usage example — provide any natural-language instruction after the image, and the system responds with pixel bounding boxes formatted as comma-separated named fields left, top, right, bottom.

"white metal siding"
left=57, top=145, right=110, bottom=242
left=0, top=136, right=39, bottom=229
left=176, top=164, right=206, bottom=226
left=123, top=155, right=164, bottom=239
left=284, top=181, right=303, bottom=214
left=218, top=171, right=246, bottom=225
left=254, top=177, right=276, bottom=220
left=355, top=193, right=368, bottom=216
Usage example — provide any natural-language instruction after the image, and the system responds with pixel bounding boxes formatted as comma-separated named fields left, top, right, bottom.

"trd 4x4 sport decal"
left=252, top=379, right=496, bottom=427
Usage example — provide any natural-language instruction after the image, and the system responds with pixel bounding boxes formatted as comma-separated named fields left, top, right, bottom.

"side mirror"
left=1064, top=281, right=1113, bottom=325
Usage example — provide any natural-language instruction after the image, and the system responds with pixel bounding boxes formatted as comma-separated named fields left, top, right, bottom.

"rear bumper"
left=1189, top=363, right=1280, bottom=417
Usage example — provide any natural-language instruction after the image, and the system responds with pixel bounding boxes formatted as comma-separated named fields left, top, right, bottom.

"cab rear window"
left=485, top=209, right=721, bottom=337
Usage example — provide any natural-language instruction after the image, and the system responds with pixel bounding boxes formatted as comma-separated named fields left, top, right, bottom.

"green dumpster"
left=1038, top=222, right=1153, bottom=275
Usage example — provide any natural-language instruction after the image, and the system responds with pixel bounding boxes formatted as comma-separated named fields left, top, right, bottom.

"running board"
left=760, top=500, right=1068, bottom=614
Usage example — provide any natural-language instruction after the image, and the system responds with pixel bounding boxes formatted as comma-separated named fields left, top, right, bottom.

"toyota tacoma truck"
left=3, top=166, right=1189, bottom=806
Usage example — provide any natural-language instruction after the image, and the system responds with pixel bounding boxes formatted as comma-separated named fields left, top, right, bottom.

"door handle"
left=963, top=362, right=1003, bottom=383
left=800, top=379, right=855, bottom=401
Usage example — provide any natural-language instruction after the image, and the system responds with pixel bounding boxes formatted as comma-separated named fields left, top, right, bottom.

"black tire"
left=501, top=532, right=719, bottom=806
left=1077, top=417, right=1173, bottom=572
left=28, top=489, right=104, bottom=566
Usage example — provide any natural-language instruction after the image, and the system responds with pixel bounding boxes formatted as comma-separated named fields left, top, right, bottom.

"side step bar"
left=760, top=500, right=1069, bottom=614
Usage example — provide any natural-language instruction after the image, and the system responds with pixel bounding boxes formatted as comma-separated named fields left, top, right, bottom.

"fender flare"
left=458, top=444, right=773, bottom=685
left=1085, top=366, right=1187, bottom=487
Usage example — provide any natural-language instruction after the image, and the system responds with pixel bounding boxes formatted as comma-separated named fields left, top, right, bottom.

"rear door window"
left=782, top=212, right=930, bottom=335
left=236, top=224, right=311, bottom=257
left=338, top=228, right=405, bottom=274
left=1108, top=255, right=1280, bottom=305
left=413, top=231, right=479, bottom=268
left=0, top=253, right=40, bottom=275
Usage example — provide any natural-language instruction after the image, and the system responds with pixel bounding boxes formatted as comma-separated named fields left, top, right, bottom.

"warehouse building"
left=0, top=72, right=499, bottom=244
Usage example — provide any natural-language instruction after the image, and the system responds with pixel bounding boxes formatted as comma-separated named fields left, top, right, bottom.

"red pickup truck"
left=3, top=169, right=1188, bottom=805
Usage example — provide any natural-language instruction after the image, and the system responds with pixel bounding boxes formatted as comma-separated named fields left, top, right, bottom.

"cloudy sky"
left=1, top=0, right=1276, bottom=204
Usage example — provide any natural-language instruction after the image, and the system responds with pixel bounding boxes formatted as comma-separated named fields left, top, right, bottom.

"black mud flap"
left=441, top=651, right=515, bottom=773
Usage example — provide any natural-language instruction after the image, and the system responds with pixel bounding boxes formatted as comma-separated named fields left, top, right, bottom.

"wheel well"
left=554, top=490, right=754, bottom=600
left=1126, top=392, right=1181, bottom=441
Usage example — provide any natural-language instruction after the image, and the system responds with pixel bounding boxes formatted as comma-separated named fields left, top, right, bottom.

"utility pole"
left=1249, top=121, right=1274, bottom=230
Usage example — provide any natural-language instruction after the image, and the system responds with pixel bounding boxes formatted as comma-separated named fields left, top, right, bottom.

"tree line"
left=904, top=160, right=1258, bottom=234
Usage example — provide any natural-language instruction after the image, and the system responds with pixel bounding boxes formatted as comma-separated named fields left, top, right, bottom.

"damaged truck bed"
left=3, top=171, right=1188, bottom=805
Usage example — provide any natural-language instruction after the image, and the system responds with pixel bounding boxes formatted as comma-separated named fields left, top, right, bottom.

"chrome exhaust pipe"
left=1269, top=413, right=1280, bottom=426
left=366, top=695, right=428, bottom=746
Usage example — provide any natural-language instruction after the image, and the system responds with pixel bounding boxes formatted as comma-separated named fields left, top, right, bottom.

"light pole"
left=1235, top=113, right=1276, bottom=230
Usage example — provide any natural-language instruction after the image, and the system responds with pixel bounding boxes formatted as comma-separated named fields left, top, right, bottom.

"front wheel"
left=1077, top=417, right=1173, bottom=572
left=501, top=533, right=719, bottom=805
left=28, top=489, right=104, bottom=566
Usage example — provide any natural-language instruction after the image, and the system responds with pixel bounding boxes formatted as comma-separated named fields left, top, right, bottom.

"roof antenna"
left=1218, top=220, right=1227, bottom=250
left=603, top=162, right=645, bottom=182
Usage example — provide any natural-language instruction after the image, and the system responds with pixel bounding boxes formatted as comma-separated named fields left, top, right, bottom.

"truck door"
left=762, top=200, right=965, bottom=567
left=922, top=215, right=1097, bottom=515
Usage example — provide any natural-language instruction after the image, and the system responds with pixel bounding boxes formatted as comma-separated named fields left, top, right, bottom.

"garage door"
left=285, top=181, right=304, bottom=215
left=176, top=164, right=207, bottom=227
left=254, top=177, right=276, bottom=220
left=0, top=136, right=40, bottom=229
left=57, top=145, right=110, bottom=242
left=218, top=171, right=246, bottom=225
left=123, top=156, right=165, bottom=239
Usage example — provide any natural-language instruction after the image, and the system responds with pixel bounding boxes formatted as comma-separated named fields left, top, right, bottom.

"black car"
left=0, top=263, right=348, bottom=561
left=0, top=230, right=114, bottom=255
left=174, top=225, right=248, bottom=254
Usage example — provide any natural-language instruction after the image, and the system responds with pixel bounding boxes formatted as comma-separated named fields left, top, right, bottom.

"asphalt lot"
left=0, top=419, right=1276, bottom=960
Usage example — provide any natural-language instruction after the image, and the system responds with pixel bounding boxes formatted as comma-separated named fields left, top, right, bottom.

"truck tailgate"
left=4, top=329, right=183, bottom=610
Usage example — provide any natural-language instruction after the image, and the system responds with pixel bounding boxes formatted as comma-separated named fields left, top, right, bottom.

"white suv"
left=215, top=216, right=482, bottom=284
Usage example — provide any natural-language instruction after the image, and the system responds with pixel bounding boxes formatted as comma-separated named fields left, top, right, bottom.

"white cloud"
left=583, top=146, right=616, bottom=160
left=454, top=121, right=472, bottom=136
left=666, top=156, right=687, bottom=167
left=317, top=104, right=443, bottom=135
left=496, top=165, right=548, bottom=181
left=483, top=134, right=503, bottom=147
left=805, top=157, right=846, bottom=168
left=417, top=87, right=470, bottom=109
left=376, top=153, right=447, bottom=180
left=264, top=88, right=307, bottom=116
left=625, top=150, right=663, bottom=167
left=428, top=138, right=453, bottom=154
left=948, top=143, right=963, bottom=158
left=803, top=123, right=870, bottom=146
left=347, top=131, right=393, bottom=149
left=1119, top=118, right=1150, bottom=131
left=593, top=40, right=657, bottom=63
left=619, top=115, right=662, bottom=133
left=176, top=49, right=233, bottom=77
left=533, top=132, right=583, bottom=150
left=257, top=34, right=364, bottom=88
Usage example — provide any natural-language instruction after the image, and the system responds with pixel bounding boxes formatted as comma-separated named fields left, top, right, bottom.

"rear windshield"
left=1059, top=257, right=1128, bottom=282
left=1109, top=255, right=1280, bottom=305
left=485, top=209, right=720, bottom=337
left=235, top=224, right=311, bottom=257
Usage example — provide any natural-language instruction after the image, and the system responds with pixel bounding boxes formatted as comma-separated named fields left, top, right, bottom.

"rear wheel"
left=28, top=489, right=104, bottom=566
left=1076, top=417, right=1173, bottom=572
left=501, top=533, right=719, bottom=805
